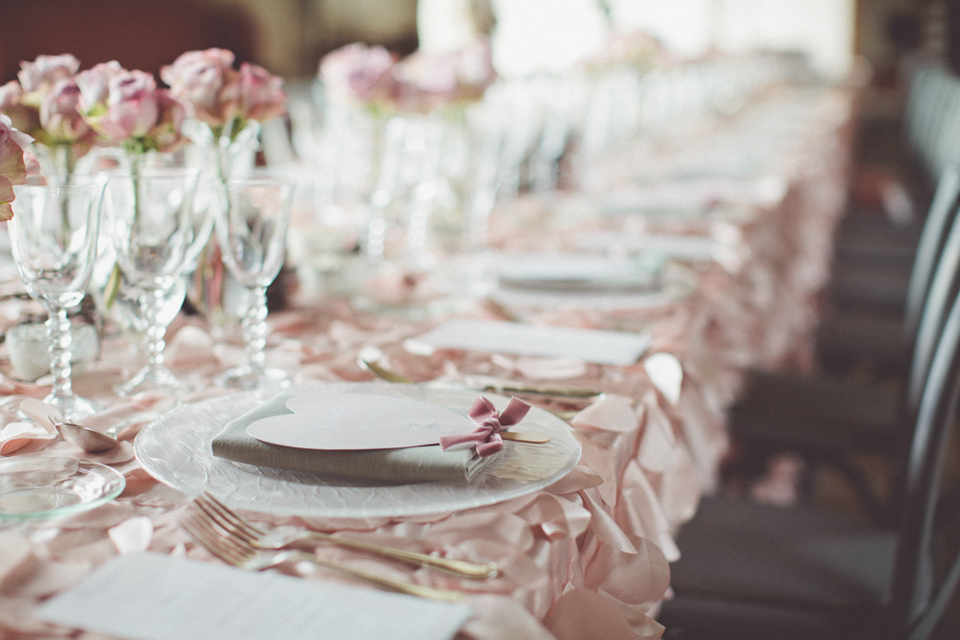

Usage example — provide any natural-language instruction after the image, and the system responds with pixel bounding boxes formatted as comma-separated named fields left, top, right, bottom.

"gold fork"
left=180, top=510, right=465, bottom=601
left=193, top=492, right=499, bottom=579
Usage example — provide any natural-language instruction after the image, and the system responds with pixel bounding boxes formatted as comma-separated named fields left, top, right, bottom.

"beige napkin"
left=211, top=391, right=493, bottom=484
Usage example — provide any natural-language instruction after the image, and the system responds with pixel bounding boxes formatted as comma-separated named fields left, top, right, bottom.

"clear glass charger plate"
left=134, top=382, right=582, bottom=519
left=0, top=457, right=126, bottom=521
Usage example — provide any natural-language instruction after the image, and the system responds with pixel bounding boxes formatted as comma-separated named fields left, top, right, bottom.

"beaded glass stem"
left=214, top=175, right=294, bottom=390
left=104, top=166, right=200, bottom=397
left=8, top=181, right=103, bottom=420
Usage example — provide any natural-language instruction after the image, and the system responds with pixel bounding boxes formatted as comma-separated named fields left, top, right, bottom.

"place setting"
left=133, top=381, right=582, bottom=519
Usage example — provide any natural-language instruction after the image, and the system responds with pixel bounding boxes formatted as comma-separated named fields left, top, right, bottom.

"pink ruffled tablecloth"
left=0, top=84, right=855, bottom=640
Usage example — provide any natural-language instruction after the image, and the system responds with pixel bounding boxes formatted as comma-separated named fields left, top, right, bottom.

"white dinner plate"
left=135, top=383, right=582, bottom=518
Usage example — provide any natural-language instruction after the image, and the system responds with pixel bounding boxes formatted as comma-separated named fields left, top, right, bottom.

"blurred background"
left=0, top=0, right=956, bottom=84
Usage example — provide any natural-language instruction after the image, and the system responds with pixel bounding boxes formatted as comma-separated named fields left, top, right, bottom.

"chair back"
left=904, top=164, right=960, bottom=338
left=907, top=185, right=960, bottom=408
left=888, top=290, right=960, bottom=639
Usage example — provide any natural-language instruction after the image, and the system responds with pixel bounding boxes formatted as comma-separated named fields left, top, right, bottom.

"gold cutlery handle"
left=500, top=431, right=550, bottom=444
left=303, top=532, right=498, bottom=579
left=487, top=384, right=599, bottom=399
left=289, top=551, right=465, bottom=601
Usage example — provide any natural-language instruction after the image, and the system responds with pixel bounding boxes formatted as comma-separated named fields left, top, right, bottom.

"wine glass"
left=93, top=154, right=217, bottom=368
left=103, top=167, right=201, bottom=396
left=7, top=179, right=103, bottom=420
left=214, top=174, right=294, bottom=390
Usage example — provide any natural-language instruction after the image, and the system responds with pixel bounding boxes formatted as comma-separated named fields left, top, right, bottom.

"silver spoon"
left=54, top=419, right=120, bottom=453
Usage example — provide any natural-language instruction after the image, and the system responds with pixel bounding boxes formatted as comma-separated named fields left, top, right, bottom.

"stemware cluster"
left=1, top=51, right=292, bottom=422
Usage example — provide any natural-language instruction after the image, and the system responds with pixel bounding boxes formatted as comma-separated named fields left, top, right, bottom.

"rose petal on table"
left=166, top=325, right=217, bottom=368
left=571, top=394, right=637, bottom=433
left=118, top=468, right=160, bottom=496
left=18, top=397, right=60, bottom=428
left=108, top=516, right=153, bottom=554
left=643, top=352, right=683, bottom=404
left=0, top=420, right=57, bottom=455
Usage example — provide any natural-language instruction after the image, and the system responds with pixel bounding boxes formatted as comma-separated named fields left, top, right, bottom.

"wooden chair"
left=659, top=288, right=960, bottom=640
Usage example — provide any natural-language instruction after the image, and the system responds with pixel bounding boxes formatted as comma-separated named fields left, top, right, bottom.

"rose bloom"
left=75, top=61, right=125, bottom=113
left=161, top=48, right=241, bottom=127
left=237, top=62, right=286, bottom=122
left=319, top=42, right=397, bottom=104
left=78, top=64, right=161, bottom=143
left=146, top=91, right=189, bottom=153
left=39, top=78, right=91, bottom=143
left=0, top=114, right=32, bottom=220
left=17, top=54, right=81, bottom=100
left=0, top=80, right=40, bottom=135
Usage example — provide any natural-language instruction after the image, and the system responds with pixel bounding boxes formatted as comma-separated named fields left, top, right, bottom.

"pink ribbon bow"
left=440, top=396, right=531, bottom=457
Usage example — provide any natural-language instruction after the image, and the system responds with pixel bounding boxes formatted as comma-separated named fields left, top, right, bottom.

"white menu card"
left=36, top=553, right=472, bottom=640
left=412, top=318, right=651, bottom=366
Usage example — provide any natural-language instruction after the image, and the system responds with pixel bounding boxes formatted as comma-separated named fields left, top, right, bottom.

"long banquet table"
left=0, top=82, right=855, bottom=639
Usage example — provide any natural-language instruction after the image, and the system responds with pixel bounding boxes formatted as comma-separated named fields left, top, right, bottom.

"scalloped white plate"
left=135, top=383, right=581, bottom=519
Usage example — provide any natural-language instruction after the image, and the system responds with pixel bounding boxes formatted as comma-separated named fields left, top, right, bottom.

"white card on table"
left=246, top=391, right=477, bottom=450
left=412, top=318, right=651, bottom=367
left=35, top=553, right=472, bottom=640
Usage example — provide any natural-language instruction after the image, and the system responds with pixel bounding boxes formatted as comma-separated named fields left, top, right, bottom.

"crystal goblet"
left=214, top=174, right=294, bottom=390
left=103, top=167, right=201, bottom=396
left=7, top=180, right=103, bottom=420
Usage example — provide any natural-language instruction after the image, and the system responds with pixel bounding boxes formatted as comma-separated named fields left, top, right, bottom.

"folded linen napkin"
left=211, top=391, right=496, bottom=484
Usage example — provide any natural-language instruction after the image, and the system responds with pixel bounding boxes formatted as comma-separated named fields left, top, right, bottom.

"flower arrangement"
left=160, top=48, right=287, bottom=329
left=0, top=115, right=32, bottom=220
left=318, top=38, right=496, bottom=114
left=161, top=48, right=287, bottom=167
left=75, top=61, right=189, bottom=157
left=0, top=54, right=99, bottom=180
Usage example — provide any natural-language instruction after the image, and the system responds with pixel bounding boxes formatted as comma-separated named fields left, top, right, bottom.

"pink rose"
left=146, top=90, right=189, bottom=153
left=75, top=61, right=125, bottom=114
left=0, top=115, right=31, bottom=221
left=0, top=81, right=23, bottom=112
left=78, top=65, right=160, bottom=143
left=17, top=54, right=81, bottom=98
left=238, top=62, right=286, bottom=122
left=319, top=43, right=397, bottom=104
left=0, top=80, right=39, bottom=136
left=39, top=78, right=90, bottom=143
left=161, top=48, right=241, bottom=126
